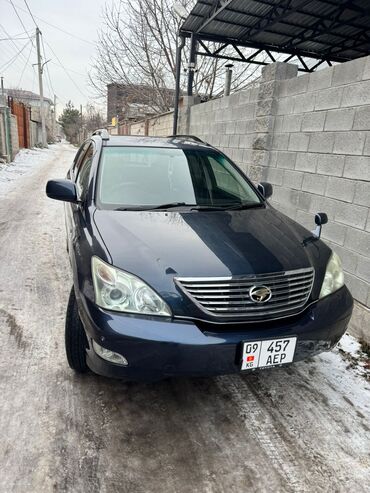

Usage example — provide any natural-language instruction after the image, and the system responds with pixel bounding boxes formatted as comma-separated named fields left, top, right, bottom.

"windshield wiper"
left=225, top=202, right=265, bottom=211
left=114, top=202, right=191, bottom=211
left=190, top=205, right=226, bottom=211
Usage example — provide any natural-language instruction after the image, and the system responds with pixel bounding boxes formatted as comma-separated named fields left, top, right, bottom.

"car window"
left=97, top=146, right=261, bottom=209
left=207, top=154, right=251, bottom=199
left=72, top=141, right=90, bottom=176
left=76, top=144, right=94, bottom=199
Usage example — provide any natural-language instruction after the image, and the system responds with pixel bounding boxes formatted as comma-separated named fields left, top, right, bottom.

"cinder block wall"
left=0, top=110, right=6, bottom=159
left=262, top=58, right=370, bottom=313
left=148, top=111, right=173, bottom=136
left=184, top=83, right=260, bottom=177
left=10, top=115, right=19, bottom=160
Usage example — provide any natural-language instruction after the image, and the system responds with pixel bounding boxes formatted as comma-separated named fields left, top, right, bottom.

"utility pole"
left=80, top=104, right=83, bottom=144
left=35, top=27, right=47, bottom=147
left=53, top=94, right=57, bottom=140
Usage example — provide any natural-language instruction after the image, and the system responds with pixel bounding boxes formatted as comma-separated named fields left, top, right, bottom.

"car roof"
left=92, top=134, right=212, bottom=150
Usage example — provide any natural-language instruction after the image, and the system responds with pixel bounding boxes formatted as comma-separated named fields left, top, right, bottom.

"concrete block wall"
left=9, top=114, right=19, bottom=160
left=183, top=82, right=260, bottom=178
left=130, top=120, right=146, bottom=136
left=0, top=110, right=6, bottom=160
left=261, top=57, right=370, bottom=314
left=148, top=111, right=173, bottom=136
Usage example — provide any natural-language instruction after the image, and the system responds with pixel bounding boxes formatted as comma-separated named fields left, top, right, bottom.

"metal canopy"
left=180, top=0, right=370, bottom=72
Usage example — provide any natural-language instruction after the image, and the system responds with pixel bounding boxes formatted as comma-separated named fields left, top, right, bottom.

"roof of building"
left=5, top=88, right=53, bottom=105
left=180, top=0, right=370, bottom=71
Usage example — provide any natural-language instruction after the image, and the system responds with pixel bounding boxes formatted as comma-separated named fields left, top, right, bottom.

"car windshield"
left=97, top=146, right=262, bottom=210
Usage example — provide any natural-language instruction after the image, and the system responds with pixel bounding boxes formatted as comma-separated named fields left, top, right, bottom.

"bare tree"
left=89, top=0, right=263, bottom=114
left=84, top=104, right=105, bottom=132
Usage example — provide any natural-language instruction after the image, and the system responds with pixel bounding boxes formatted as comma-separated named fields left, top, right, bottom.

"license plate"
left=241, top=337, right=297, bottom=371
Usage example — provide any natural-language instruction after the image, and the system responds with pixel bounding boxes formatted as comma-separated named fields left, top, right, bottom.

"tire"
left=65, top=286, right=88, bottom=373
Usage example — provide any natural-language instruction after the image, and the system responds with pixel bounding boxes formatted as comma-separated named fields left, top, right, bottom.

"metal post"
left=35, top=28, right=47, bottom=147
left=187, top=34, right=197, bottom=96
left=224, top=64, right=233, bottom=97
left=53, top=94, right=57, bottom=141
left=173, top=34, right=185, bottom=135
left=0, top=76, right=4, bottom=104
left=80, top=104, right=83, bottom=143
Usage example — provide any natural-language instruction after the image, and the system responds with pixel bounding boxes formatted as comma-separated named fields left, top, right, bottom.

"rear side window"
left=72, top=141, right=90, bottom=176
left=76, top=144, right=94, bottom=198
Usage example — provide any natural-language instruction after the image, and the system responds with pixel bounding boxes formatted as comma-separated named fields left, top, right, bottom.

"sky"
left=0, top=0, right=104, bottom=116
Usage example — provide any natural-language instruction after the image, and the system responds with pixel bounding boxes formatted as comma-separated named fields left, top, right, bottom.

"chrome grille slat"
left=194, top=287, right=309, bottom=301
left=201, top=294, right=307, bottom=307
left=175, top=268, right=314, bottom=319
left=186, top=279, right=312, bottom=294
left=182, top=274, right=313, bottom=289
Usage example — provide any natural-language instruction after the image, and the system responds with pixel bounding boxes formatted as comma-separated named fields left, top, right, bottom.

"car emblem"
left=249, top=285, right=272, bottom=303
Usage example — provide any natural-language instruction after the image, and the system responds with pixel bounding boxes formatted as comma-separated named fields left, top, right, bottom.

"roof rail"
left=92, top=128, right=110, bottom=140
left=167, top=134, right=208, bottom=144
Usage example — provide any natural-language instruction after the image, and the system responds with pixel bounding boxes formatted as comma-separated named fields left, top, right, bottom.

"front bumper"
left=77, top=286, right=353, bottom=381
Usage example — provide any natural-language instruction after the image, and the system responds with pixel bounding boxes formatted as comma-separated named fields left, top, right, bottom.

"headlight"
left=91, top=256, right=171, bottom=316
left=319, top=252, right=344, bottom=299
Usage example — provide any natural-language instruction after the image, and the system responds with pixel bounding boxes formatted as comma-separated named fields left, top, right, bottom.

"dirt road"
left=0, top=143, right=369, bottom=493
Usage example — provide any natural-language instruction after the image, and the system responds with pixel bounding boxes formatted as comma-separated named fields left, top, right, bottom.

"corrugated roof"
left=181, top=0, right=370, bottom=63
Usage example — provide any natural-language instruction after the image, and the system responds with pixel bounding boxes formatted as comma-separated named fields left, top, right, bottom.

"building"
left=107, top=83, right=176, bottom=124
left=5, top=89, right=55, bottom=145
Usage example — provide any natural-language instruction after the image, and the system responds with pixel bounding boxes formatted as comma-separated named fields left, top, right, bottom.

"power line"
left=4, top=0, right=95, bottom=46
left=9, top=0, right=34, bottom=47
left=0, top=36, right=32, bottom=41
left=44, top=39, right=87, bottom=99
left=23, top=0, right=37, bottom=27
left=0, top=24, right=31, bottom=65
left=40, top=33, right=54, bottom=97
left=17, top=38, right=33, bottom=86
left=49, top=60, right=86, bottom=77
left=0, top=38, right=31, bottom=72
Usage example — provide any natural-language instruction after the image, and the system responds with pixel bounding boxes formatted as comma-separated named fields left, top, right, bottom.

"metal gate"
left=8, top=97, right=31, bottom=149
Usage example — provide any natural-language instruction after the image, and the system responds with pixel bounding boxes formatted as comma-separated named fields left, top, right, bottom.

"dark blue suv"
left=46, top=130, right=353, bottom=381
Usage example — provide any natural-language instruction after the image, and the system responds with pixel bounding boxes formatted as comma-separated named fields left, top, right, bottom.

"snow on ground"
left=0, top=145, right=61, bottom=193
left=336, top=333, right=370, bottom=380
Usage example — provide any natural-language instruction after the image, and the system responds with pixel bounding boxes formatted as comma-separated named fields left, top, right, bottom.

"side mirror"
left=257, top=182, right=273, bottom=199
left=46, top=179, right=78, bottom=203
left=312, top=212, right=328, bottom=238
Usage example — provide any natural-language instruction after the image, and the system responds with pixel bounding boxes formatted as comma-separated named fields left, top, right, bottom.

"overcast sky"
left=0, top=0, right=103, bottom=116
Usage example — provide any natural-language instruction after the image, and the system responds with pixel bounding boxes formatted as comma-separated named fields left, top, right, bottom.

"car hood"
left=93, top=207, right=330, bottom=308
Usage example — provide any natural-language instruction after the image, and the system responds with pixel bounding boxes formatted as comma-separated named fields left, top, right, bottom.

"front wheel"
left=65, top=287, right=88, bottom=373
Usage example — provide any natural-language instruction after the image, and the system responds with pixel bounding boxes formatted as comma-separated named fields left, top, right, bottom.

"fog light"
left=92, top=340, right=128, bottom=366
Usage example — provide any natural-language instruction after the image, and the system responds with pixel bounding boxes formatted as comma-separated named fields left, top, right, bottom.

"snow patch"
left=336, top=332, right=370, bottom=380
left=0, top=145, right=61, bottom=193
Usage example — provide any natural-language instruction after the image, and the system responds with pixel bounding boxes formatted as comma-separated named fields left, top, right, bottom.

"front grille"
left=175, top=268, right=314, bottom=319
